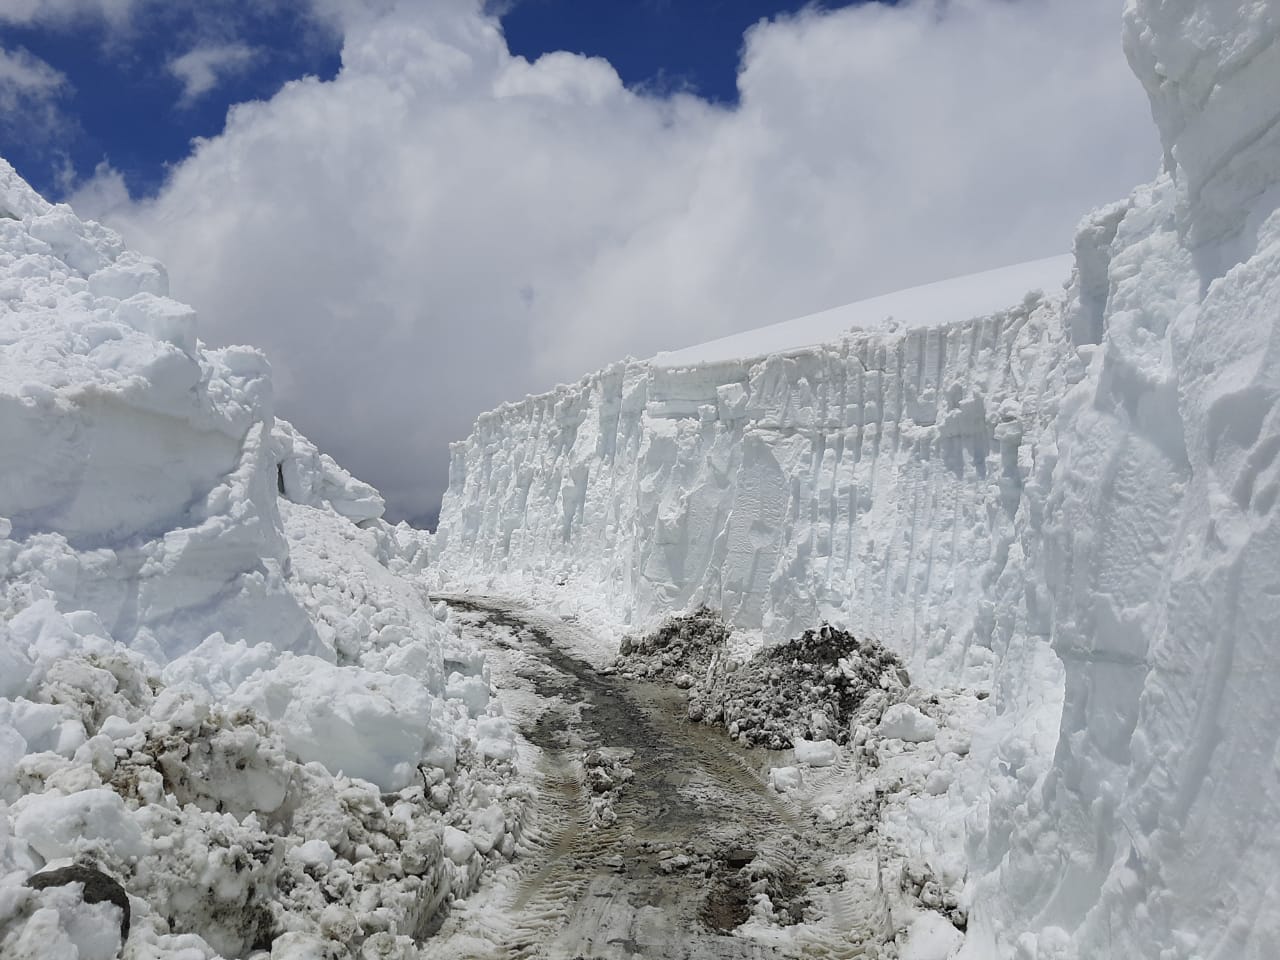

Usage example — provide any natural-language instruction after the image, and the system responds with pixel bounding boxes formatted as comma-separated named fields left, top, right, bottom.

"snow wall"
left=436, top=0, right=1280, bottom=956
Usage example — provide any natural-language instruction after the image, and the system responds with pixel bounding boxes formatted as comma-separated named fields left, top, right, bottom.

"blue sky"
left=2, top=0, right=865, bottom=202
left=502, top=1, right=867, bottom=101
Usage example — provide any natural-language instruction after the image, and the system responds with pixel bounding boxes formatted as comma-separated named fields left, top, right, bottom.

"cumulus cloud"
left=0, top=46, right=65, bottom=95
left=169, top=42, right=257, bottom=105
left=0, top=0, right=136, bottom=28
left=0, top=46, right=69, bottom=143
left=79, top=0, right=1161, bottom=522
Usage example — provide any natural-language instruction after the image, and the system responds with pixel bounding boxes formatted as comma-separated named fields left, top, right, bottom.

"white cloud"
left=0, top=46, right=65, bottom=94
left=82, top=0, right=1162, bottom=522
left=0, top=46, right=69, bottom=141
left=0, top=0, right=136, bottom=28
left=169, top=42, right=257, bottom=105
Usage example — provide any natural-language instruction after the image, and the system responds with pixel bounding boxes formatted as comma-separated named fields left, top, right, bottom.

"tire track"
left=433, top=596, right=905, bottom=959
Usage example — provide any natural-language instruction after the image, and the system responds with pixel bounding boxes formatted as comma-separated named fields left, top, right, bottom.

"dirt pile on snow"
left=621, top=611, right=908, bottom=749
left=617, top=606, right=729, bottom=682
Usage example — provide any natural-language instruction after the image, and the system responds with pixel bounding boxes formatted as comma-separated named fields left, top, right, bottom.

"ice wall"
left=437, top=1, right=1280, bottom=954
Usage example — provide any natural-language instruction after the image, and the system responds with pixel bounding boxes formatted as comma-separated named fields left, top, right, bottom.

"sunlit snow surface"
left=653, top=254, right=1073, bottom=367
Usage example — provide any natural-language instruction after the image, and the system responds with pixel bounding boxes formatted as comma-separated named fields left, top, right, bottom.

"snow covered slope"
left=435, top=1, right=1280, bottom=955
left=653, top=254, right=1073, bottom=368
left=0, top=161, right=519, bottom=957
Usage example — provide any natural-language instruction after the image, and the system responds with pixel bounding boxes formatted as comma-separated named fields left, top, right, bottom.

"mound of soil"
left=618, top=606, right=729, bottom=685
left=621, top=612, right=909, bottom=749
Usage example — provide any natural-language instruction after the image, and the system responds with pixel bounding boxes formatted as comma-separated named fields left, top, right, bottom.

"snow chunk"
left=442, top=826, right=475, bottom=866
left=474, top=714, right=515, bottom=761
left=768, top=766, right=803, bottom=793
left=2, top=891, right=124, bottom=960
left=162, top=632, right=281, bottom=699
left=13, top=788, right=144, bottom=862
left=469, top=804, right=506, bottom=856
left=0, top=622, right=35, bottom=699
left=86, top=249, right=168, bottom=301
left=900, top=910, right=964, bottom=960
left=114, top=292, right=197, bottom=355
left=793, top=737, right=838, bottom=767
left=876, top=703, right=937, bottom=743
left=446, top=671, right=490, bottom=717
left=230, top=655, right=449, bottom=791
left=289, top=839, right=337, bottom=869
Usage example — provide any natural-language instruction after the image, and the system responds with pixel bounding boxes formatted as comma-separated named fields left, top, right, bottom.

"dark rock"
left=26, top=863, right=131, bottom=943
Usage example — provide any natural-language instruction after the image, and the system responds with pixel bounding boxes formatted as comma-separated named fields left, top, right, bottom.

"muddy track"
left=434, top=596, right=896, bottom=959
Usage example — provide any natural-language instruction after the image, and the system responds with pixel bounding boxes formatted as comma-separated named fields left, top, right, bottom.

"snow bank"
left=0, top=160, right=311, bottom=662
left=0, top=159, right=518, bottom=955
left=970, top=3, right=1280, bottom=958
left=435, top=1, right=1280, bottom=955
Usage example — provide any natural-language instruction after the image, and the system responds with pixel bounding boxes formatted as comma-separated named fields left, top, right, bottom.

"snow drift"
left=435, top=0, right=1280, bottom=955
left=0, top=160, right=520, bottom=957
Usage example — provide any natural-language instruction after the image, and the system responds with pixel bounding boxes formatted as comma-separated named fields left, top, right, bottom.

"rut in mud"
left=431, top=597, right=912, bottom=960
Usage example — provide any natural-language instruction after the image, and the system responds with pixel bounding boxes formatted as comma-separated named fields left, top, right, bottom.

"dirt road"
left=429, top=597, right=904, bottom=960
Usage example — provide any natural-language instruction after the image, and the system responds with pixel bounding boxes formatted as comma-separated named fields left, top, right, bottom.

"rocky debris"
left=898, top=862, right=968, bottom=933
left=621, top=611, right=910, bottom=749
left=617, top=606, right=729, bottom=682
left=700, top=849, right=807, bottom=932
left=26, top=862, right=131, bottom=943
left=581, top=748, right=634, bottom=827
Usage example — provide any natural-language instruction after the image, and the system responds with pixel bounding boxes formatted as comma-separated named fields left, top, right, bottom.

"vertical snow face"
left=986, top=5, right=1280, bottom=957
left=437, top=293, right=1073, bottom=694
left=1124, top=0, right=1280, bottom=255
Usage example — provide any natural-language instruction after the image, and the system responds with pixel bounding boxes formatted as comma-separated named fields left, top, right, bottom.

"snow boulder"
left=876, top=703, right=937, bottom=743
left=793, top=738, right=838, bottom=767
left=901, top=911, right=964, bottom=960
left=230, top=655, right=452, bottom=791
left=13, top=788, right=145, bottom=864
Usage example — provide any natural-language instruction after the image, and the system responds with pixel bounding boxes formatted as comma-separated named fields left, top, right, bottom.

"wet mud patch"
left=700, top=847, right=808, bottom=933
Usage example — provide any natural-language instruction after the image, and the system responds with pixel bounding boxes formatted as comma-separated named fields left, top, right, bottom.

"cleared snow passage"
left=652, top=254, right=1072, bottom=367
left=430, top=596, right=969, bottom=959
